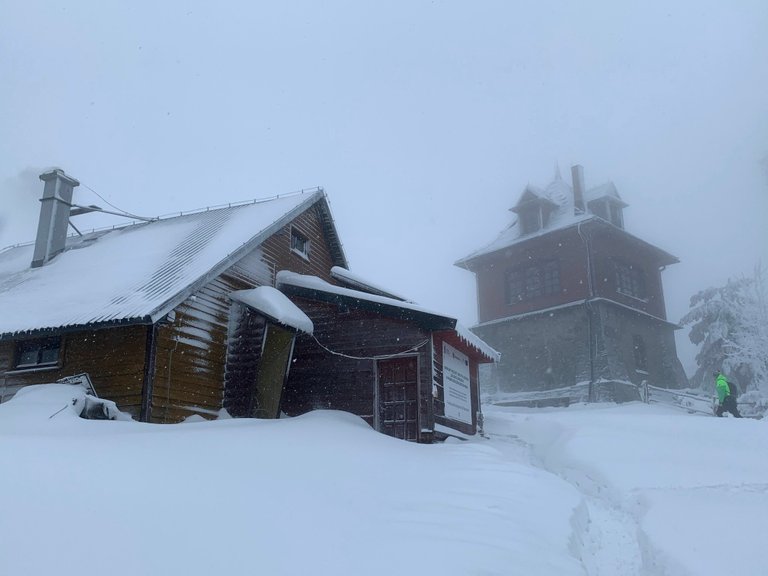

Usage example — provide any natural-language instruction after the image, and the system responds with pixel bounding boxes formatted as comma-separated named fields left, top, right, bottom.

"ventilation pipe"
left=31, top=168, right=80, bottom=268
left=571, top=164, right=585, bottom=215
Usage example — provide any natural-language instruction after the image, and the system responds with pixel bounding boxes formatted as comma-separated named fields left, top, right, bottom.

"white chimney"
left=31, top=168, right=80, bottom=268
left=571, top=165, right=585, bottom=214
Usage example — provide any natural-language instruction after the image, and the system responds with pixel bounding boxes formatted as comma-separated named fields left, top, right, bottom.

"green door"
left=251, top=323, right=295, bottom=419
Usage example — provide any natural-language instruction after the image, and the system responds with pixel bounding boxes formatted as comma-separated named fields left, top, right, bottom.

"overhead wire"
left=78, top=181, right=157, bottom=222
left=309, top=333, right=429, bottom=360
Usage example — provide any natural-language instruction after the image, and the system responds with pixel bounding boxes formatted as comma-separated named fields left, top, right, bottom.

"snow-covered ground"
left=1, top=385, right=766, bottom=576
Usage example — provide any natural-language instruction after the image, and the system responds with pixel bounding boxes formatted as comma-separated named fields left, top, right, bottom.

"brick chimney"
left=571, top=164, right=585, bottom=214
left=31, top=168, right=80, bottom=268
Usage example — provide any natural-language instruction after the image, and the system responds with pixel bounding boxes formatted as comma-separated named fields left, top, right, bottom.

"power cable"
left=78, top=181, right=156, bottom=222
left=309, top=334, right=429, bottom=360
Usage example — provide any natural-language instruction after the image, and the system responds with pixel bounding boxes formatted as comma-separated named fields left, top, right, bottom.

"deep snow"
left=0, top=385, right=765, bottom=576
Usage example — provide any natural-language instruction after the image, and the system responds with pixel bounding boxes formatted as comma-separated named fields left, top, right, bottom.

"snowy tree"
left=724, top=264, right=768, bottom=392
left=681, top=265, right=768, bottom=394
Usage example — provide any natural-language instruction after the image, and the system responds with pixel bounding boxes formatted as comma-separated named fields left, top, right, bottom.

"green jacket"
left=715, top=373, right=730, bottom=403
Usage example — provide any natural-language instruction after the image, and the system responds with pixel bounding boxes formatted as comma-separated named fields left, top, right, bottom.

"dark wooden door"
left=377, top=356, right=418, bottom=441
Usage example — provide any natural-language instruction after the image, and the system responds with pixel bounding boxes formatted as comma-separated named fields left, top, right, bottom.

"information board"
left=442, top=341, right=472, bottom=424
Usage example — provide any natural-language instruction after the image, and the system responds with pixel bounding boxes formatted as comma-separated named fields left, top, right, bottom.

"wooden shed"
left=277, top=270, right=499, bottom=442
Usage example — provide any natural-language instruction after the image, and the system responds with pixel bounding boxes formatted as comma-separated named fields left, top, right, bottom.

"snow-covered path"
left=484, top=403, right=768, bottom=576
left=484, top=410, right=647, bottom=576
left=1, top=386, right=766, bottom=576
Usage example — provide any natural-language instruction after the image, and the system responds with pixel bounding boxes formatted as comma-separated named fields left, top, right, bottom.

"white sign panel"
left=442, top=342, right=472, bottom=424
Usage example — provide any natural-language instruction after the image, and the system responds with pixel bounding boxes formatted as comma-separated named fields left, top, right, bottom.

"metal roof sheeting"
left=0, top=191, right=324, bottom=338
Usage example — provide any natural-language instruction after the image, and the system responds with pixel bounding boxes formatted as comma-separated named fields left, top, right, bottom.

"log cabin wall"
left=149, top=201, right=340, bottom=422
left=0, top=325, right=148, bottom=417
left=430, top=331, right=479, bottom=436
left=282, top=297, right=435, bottom=441
left=222, top=304, right=267, bottom=417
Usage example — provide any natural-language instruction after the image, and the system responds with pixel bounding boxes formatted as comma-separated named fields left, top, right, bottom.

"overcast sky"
left=1, top=0, right=766, bottom=375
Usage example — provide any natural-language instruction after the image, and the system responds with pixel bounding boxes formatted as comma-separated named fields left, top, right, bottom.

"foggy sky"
left=1, top=1, right=767, bottom=375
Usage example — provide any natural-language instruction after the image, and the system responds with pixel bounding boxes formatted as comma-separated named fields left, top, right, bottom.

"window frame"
left=506, top=259, right=561, bottom=304
left=290, top=227, right=310, bottom=260
left=614, top=260, right=646, bottom=301
left=13, top=336, right=62, bottom=370
left=519, top=206, right=542, bottom=235
left=632, top=334, right=648, bottom=372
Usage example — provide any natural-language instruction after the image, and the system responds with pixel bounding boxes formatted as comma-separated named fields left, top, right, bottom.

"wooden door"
left=251, top=323, right=295, bottom=419
left=376, top=356, right=419, bottom=441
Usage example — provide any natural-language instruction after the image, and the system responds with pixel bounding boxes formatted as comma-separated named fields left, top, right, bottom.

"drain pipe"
left=577, top=221, right=596, bottom=402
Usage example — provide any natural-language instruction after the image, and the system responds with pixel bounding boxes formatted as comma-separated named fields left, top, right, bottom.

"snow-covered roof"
left=329, top=266, right=411, bottom=302
left=454, top=322, right=500, bottom=362
left=230, top=286, right=314, bottom=334
left=0, top=191, right=336, bottom=337
left=585, top=181, right=627, bottom=206
left=278, top=271, right=498, bottom=362
left=277, top=271, right=453, bottom=323
left=456, top=171, right=633, bottom=267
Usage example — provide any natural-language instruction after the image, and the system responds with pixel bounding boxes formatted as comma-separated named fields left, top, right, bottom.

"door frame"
left=373, top=353, right=420, bottom=439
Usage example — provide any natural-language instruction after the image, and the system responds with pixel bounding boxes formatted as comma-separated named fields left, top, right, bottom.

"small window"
left=589, top=200, right=608, bottom=220
left=609, top=203, right=624, bottom=228
left=14, top=337, right=61, bottom=369
left=633, top=335, right=647, bottom=372
left=519, top=206, right=541, bottom=235
left=290, top=228, right=309, bottom=258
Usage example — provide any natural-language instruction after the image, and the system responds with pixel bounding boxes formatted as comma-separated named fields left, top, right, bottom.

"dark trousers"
left=717, top=395, right=742, bottom=418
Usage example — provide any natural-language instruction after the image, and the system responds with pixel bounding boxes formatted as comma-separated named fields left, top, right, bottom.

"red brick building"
left=456, top=165, right=687, bottom=401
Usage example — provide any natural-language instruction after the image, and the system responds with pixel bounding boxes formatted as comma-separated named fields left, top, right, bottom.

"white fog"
left=0, top=2, right=766, bottom=575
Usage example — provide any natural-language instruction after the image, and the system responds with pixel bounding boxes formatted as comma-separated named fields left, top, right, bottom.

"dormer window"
left=588, top=197, right=625, bottom=229
left=515, top=197, right=555, bottom=236
left=609, top=203, right=624, bottom=228
left=519, top=206, right=542, bottom=235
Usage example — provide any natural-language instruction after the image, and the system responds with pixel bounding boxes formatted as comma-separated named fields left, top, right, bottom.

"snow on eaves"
left=329, top=266, right=412, bottom=302
left=0, top=191, right=322, bottom=337
left=278, top=271, right=499, bottom=362
left=456, top=176, right=625, bottom=267
left=455, top=322, right=500, bottom=362
left=277, top=271, right=450, bottom=320
left=230, top=286, right=314, bottom=334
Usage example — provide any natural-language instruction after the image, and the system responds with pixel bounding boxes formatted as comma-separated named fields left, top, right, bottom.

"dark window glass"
left=15, top=337, right=61, bottom=368
left=519, top=207, right=541, bottom=235
left=633, top=335, right=647, bottom=371
left=589, top=200, right=608, bottom=220
left=609, top=203, right=623, bottom=228
left=290, top=229, right=309, bottom=256
left=506, top=260, right=560, bottom=303
left=542, top=260, right=560, bottom=295
left=615, top=261, right=646, bottom=299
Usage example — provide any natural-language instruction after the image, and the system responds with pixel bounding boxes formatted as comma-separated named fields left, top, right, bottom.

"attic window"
left=609, top=203, right=624, bottom=228
left=589, top=199, right=624, bottom=228
left=14, top=336, right=62, bottom=369
left=519, top=206, right=542, bottom=235
left=290, top=228, right=310, bottom=259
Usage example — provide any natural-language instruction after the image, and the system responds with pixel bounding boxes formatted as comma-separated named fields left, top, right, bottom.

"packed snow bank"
left=0, top=385, right=585, bottom=576
left=486, top=402, right=768, bottom=576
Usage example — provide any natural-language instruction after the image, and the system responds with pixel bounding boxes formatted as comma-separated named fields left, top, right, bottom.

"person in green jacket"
left=714, top=370, right=741, bottom=418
